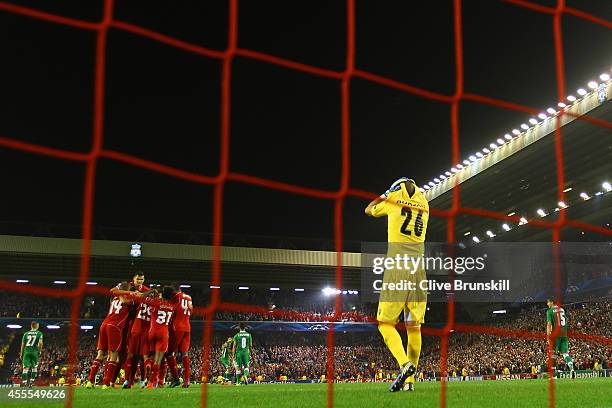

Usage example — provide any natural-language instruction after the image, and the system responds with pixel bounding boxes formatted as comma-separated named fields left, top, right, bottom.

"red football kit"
left=170, top=292, right=192, bottom=353
left=121, top=284, right=149, bottom=354
left=129, top=294, right=176, bottom=353
left=97, top=296, right=131, bottom=352
left=127, top=285, right=152, bottom=355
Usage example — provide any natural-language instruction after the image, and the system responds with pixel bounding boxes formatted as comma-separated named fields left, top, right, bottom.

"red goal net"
left=0, top=1, right=611, bottom=407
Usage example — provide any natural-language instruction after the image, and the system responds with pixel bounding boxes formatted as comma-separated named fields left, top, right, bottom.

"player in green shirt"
left=219, top=337, right=234, bottom=383
left=20, top=321, right=44, bottom=387
left=546, top=299, right=575, bottom=378
left=232, top=323, right=253, bottom=385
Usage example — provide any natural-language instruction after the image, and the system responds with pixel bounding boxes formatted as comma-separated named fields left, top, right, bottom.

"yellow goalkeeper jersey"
left=370, top=182, right=429, bottom=243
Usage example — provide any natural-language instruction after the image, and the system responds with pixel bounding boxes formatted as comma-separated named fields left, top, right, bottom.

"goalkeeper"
left=366, top=178, right=429, bottom=392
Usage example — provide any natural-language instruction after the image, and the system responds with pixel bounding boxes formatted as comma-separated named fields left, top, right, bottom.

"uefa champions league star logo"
left=307, top=324, right=328, bottom=331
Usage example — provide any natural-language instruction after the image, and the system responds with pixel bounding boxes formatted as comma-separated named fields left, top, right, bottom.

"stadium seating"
left=3, top=301, right=610, bottom=384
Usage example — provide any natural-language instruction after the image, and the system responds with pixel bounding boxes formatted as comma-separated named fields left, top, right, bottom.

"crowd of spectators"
left=418, top=302, right=612, bottom=377
left=0, top=292, right=72, bottom=319
left=3, top=299, right=611, bottom=383
left=0, top=290, right=374, bottom=322
left=0, top=292, right=107, bottom=319
left=8, top=330, right=96, bottom=382
left=6, top=330, right=396, bottom=384
left=212, top=308, right=372, bottom=322
left=0, top=329, right=15, bottom=371
left=200, top=332, right=396, bottom=381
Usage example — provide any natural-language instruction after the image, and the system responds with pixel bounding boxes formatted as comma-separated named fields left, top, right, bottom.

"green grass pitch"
left=8, top=378, right=612, bottom=408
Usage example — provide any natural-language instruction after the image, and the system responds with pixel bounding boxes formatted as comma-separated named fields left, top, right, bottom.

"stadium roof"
left=423, top=78, right=611, bottom=198
left=1, top=80, right=610, bottom=289
left=425, top=84, right=612, bottom=244
left=0, top=234, right=361, bottom=290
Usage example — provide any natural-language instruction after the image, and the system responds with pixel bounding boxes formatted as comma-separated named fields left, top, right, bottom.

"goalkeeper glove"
left=384, top=177, right=415, bottom=196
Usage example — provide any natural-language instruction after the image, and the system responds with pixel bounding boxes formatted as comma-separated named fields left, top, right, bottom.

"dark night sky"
left=0, top=0, right=611, bottom=245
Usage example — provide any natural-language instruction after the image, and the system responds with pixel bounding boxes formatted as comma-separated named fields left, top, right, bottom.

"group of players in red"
left=85, top=272, right=193, bottom=389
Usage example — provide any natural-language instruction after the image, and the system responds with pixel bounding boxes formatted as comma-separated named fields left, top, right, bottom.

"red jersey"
left=130, top=294, right=175, bottom=335
left=130, top=285, right=152, bottom=333
left=103, top=296, right=131, bottom=329
left=172, top=292, right=192, bottom=332
left=131, top=302, right=152, bottom=333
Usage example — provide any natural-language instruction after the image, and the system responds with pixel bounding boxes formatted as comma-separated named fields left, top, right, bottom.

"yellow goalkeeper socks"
left=378, top=322, right=409, bottom=368
left=406, top=325, right=422, bottom=383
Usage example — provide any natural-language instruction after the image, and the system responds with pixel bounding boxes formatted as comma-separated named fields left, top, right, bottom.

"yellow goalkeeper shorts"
left=377, top=300, right=426, bottom=325
left=376, top=259, right=427, bottom=325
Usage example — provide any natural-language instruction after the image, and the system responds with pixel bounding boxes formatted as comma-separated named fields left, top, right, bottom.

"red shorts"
left=128, top=331, right=149, bottom=356
left=169, top=331, right=191, bottom=353
left=148, top=331, right=169, bottom=353
left=97, top=322, right=123, bottom=352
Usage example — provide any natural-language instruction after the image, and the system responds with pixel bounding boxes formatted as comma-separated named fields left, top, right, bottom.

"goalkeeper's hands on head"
left=385, top=177, right=416, bottom=196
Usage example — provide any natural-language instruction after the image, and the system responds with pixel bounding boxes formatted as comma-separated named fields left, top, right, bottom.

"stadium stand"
left=2, top=301, right=610, bottom=384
